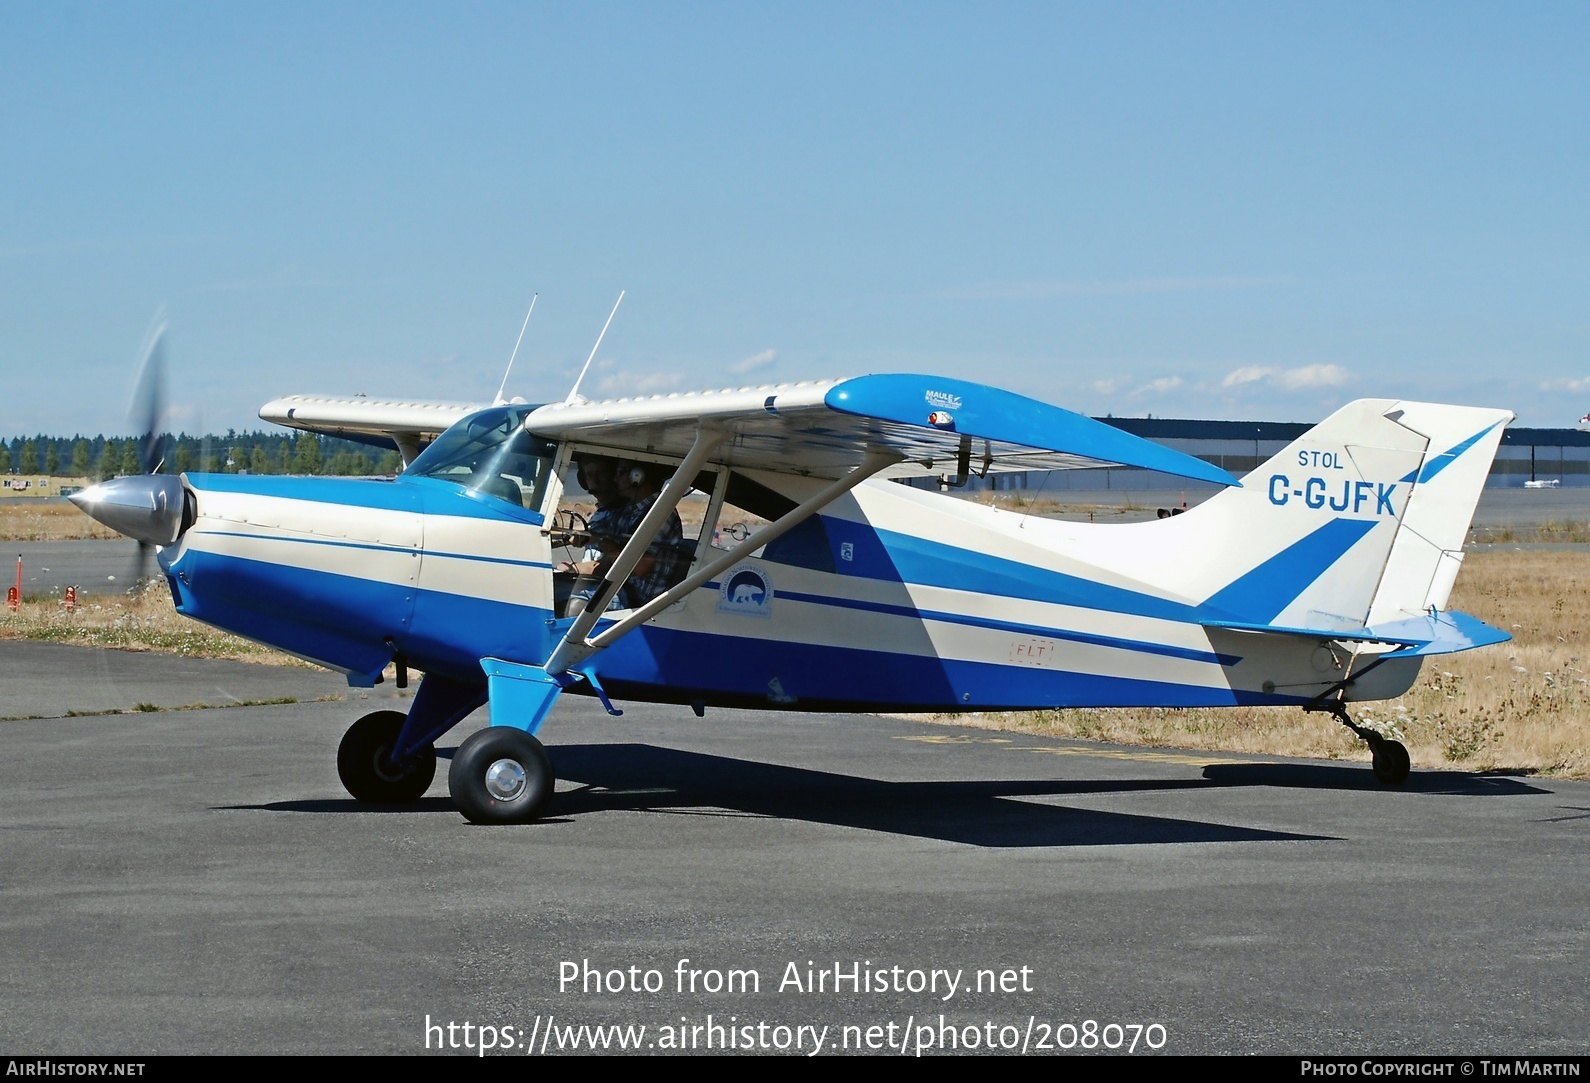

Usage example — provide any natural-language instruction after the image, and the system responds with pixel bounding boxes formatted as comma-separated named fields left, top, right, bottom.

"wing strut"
left=545, top=444, right=903, bottom=676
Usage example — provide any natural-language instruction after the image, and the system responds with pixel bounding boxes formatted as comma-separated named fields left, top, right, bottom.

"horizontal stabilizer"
left=1204, top=609, right=1509, bottom=657
left=1363, top=609, right=1512, bottom=657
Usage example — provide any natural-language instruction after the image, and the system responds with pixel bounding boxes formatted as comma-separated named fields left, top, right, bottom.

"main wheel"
left=1371, top=739, right=1411, bottom=786
left=337, top=711, right=437, bottom=802
left=449, top=727, right=554, bottom=824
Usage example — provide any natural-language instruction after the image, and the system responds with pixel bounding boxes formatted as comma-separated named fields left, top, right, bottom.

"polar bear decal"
left=718, top=566, right=773, bottom=616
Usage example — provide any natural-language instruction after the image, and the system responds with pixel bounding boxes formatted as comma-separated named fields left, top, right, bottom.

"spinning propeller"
left=68, top=320, right=195, bottom=590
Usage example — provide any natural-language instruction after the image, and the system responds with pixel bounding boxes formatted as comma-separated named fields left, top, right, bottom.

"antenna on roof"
left=493, top=293, right=538, bottom=406
left=564, top=290, right=624, bottom=405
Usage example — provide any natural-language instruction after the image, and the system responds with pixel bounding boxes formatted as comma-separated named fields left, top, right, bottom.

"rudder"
left=1363, top=402, right=1512, bottom=626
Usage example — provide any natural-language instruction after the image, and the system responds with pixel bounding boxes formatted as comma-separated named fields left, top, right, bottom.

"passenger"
left=608, top=462, right=687, bottom=608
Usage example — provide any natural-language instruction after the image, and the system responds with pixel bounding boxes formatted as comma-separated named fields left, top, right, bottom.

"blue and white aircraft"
left=71, top=375, right=1513, bottom=823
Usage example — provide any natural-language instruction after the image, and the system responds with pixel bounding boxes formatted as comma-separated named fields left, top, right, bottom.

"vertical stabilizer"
left=1168, top=398, right=1510, bottom=635
left=1189, top=399, right=1428, bottom=632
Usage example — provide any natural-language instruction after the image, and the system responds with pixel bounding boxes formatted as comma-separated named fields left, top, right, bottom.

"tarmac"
left=0, top=641, right=1584, bottom=1055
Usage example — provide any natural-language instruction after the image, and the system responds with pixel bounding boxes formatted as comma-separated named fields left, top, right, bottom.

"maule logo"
left=925, top=390, right=963, bottom=411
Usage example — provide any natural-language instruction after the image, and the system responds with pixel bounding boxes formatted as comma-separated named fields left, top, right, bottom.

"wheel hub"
left=372, top=746, right=408, bottom=782
left=484, top=758, right=527, bottom=801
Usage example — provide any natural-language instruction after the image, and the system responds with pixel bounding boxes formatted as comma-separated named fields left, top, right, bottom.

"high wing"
left=530, top=374, right=1235, bottom=685
left=259, top=394, right=486, bottom=464
left=524, top=374, right=1237, bottom=486
left=261, top=375, right=1237, bottom=484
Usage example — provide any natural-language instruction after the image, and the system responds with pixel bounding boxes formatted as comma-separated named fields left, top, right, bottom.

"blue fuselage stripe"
left=187, top=473, right=545, bottom=524
left=771, top=588, right=1240, bottom=666
left=199, top=530, right=553, bottom=570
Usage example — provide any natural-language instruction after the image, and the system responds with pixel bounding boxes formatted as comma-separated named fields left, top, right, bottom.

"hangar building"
left=947, top=418, right=1590, bottom=493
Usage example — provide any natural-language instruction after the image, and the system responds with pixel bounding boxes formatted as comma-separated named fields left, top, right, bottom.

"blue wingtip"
left=826, top=375, right=1240, bottom=487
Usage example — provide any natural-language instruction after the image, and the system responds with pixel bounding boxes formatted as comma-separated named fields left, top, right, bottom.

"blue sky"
left=4, top=2, right=1587, bottom=437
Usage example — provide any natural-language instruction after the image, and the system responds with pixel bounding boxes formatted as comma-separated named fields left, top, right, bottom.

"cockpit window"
left=404, top=405, right=555, bottom=510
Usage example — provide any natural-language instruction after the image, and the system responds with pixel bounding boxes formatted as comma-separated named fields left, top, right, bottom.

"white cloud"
left=1277, top=364, right=1351, bottom=390
left=1540, top=376, right=1590, bottom=393
left=594, top=368, right=684, bottom=396
left=1222, top=365, right=1273, bottom=388
left=1222, top=364, right=1350, bottom=391
left=1134, top=376, right=1185, bottom=396
left=729, top=348, right=777, bottom=375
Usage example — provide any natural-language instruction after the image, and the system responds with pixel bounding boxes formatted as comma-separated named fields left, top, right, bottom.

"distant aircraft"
left=72, top=372, right=1513, bottom=822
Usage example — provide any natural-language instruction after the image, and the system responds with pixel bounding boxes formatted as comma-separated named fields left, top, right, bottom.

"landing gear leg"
left=336, top=673, right=488, bottom=804
left=1312, top=701, right=1411, bottom=786
left=447, top=660, right=568, bottom=824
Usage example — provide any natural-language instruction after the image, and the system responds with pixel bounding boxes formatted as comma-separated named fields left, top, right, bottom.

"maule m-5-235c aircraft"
left=72, top=362, right=1512, bottom=823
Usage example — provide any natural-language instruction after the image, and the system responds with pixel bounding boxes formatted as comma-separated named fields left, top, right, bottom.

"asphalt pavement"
left=0, top=641, right=1583, bottom=1056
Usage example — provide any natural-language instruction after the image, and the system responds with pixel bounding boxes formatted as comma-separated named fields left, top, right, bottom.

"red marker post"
left=63, top=585, right=77, bottom=615
left=7, top=555, right=19, bottom=613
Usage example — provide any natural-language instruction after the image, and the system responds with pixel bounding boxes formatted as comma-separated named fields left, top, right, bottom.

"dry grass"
left=0, top=501, right=120, bottom=541
left=949, top=549, right=1590, bottom=779
left=0, top=578, right=304, bottom=664
left=1470, top=519, right=1590, bottom=545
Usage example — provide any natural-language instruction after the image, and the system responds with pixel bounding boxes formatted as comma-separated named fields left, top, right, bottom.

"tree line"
left=0, top=431, right=404, bottom=479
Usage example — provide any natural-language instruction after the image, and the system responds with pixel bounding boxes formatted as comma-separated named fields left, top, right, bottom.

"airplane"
left=70, top=370, right=1514, bottom=824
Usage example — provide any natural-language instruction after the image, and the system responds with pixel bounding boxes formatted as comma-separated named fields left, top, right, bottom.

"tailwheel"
left=337, top=710, right=437, bottom=802
left=1311, top=701, right=1412, bottom=787
left=1370, top=738, right=1411, bottom=786
left=449, top=727, right=554, bottom=824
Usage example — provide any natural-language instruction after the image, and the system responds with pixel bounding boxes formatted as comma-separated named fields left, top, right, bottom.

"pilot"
left=559, top=456, right=622, bottom=614
left=557, top=456, right=623, bottom=568
left=578, top=455, right=625, bottom=558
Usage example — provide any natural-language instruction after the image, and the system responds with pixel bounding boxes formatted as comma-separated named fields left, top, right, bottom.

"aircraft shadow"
left=222, top=745, right=1551, bottom=844
left=1201, top=762, right=1551, bottom=795
left=223, top=743, right=1343, bottom=846
left=537, top=743, right=1332, bottom=847
left=223, top=797, right=463, bottom=814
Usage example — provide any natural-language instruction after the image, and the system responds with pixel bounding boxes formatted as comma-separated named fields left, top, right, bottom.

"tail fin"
left=1175, top=398, right=1511, bottom=639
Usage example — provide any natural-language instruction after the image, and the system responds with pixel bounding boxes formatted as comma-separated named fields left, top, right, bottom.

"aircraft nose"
left=68, top=475, right=193, bottom=547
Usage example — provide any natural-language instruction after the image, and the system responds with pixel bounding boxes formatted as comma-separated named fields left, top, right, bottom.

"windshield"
left=403, top=405, right=555, bottom=511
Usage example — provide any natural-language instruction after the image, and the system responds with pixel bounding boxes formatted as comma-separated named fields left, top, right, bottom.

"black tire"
left=337, top=710, right=437, bottom=802
left=1371, top=739, right=1411, bottom=786
left=449, top=727, right=554, bottom=824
